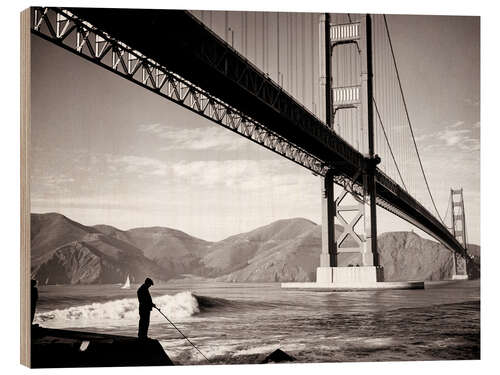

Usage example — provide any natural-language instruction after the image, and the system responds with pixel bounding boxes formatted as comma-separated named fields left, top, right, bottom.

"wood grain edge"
left=20, top=7, right=31, bottom=368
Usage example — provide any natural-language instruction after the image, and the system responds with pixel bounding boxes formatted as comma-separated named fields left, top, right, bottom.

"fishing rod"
left=154, top=306, right=212, bottom=364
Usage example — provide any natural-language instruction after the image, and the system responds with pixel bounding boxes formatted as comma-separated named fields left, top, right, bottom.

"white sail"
left=121, top=275, right=131, bottom=289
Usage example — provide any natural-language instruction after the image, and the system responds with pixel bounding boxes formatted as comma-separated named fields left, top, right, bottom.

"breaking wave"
left=36, top=291, right=201, bottom=326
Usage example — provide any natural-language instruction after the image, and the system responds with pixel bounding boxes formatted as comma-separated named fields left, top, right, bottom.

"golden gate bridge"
left=30, top=7, right=473, bottom=287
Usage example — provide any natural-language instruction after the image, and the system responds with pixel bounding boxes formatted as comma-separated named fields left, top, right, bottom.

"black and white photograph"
left=20, top=2, right=481, bottom=369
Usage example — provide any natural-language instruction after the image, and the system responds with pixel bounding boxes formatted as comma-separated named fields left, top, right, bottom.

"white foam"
left=362, top=337, right=394, bottom=347
left=35, top=291, right=200, bottom=328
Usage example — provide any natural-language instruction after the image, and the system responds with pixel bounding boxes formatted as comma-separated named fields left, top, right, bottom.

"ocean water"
left=34, top=280, right=480, bottom=365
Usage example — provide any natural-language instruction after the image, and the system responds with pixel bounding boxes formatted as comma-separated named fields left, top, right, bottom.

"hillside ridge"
left=30, top=213, right=479, bottom=284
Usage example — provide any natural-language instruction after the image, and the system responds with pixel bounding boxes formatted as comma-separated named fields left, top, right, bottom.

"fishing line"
left=154, top=306, right=212, bottom=364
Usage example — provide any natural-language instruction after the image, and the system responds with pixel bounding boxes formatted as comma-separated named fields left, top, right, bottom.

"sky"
left=30, top=11, right=480, bottom=244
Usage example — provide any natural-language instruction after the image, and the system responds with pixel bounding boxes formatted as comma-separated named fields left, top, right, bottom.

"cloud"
left=170, top=159, right=317, bottom=192
left=435, top=122, right=480, bottom=152
left=415, top=120, right=477, bottom=147
left=76, top=152, right=169, bottom=178
left=32, top=151, right=171, bottom=202
left=459, top=138, right=480, bottom=152
left=416, top=121, right=480, bottom=152
left=449, top=121, right=465, bottom=129
left=137, top=123, right=163, bottom=134
left=415, top=133, right=433, bottom=143
left=110, top=155, right=168, bottom=176
left=437, top=128, right=471, bottom=146
left=31, top=173, right=76, bottom=195
left=464, top=98, right=480, bottom=107
left=31, top=191, right=180, bottom=212
left=138, top=123, right=247, bottom=151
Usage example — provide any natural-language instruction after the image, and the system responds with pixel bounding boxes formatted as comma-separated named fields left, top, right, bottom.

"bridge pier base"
left=286, top=266, right=421, bottom=291
left=452, top=274, right=469, bottom=280
left=316, top=266, right=383, bottom=285
left=284, top=263, right=423, bottom=289
left=281, top=276, right=423, bottom=290
left=451, top=254, right=468, bottom=280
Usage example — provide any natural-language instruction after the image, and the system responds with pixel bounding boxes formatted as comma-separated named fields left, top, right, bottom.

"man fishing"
left=137, top=277, right=211, bottom=362
left=137, top=277, right=156, bottom=340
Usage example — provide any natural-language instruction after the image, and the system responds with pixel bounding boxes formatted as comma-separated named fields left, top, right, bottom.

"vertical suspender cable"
left=225, top=11, right=228, bottom=41
left=287, top=13, right=291, bottom=90
left=290, top=13, right=293, bottom=93
left=266, top=13, right=269, bottom=73
left=301, top=13, right=305, bottom=102
left=291, top=12, right=294, bottom=94
left=254, top=12, right=257, bottom=64
left=294, top=13, right=297, bottom=95
left=311, top=13, right=315, bottom=113
left=382, top=15, right=443, bottom=220
left=277, top=12, right=280, bottom=85
left=262, top=12, right=265, bottom=71
left=243, top=12, right=248, bottom=57
left=266, top=14, right=270, bottom=75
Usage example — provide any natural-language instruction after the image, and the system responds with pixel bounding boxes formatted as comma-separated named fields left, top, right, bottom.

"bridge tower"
left=450, top=188, right=469, bottom=280
left=317, top=14, right=383, bottom=286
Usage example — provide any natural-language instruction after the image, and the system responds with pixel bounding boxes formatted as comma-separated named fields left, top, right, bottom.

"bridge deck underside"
left=53, top=8, right=466, bottom=258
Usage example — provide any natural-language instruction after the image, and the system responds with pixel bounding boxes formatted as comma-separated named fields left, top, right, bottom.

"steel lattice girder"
left=32, top=7, right=329, bottom=177
left=30, top=7, right=468, bottom=260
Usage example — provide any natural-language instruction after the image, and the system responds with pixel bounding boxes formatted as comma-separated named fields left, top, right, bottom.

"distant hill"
left=30, top=213, right=480, bottom=284
left=31, top=213, right=166, bottom=284
left=211, top=221, right=480, bottom=282
left=378, top=231, right=456, bottom=281
left=201, top=218, right=319, bottom=280
left=95, top=225, right=211, bottom=277
left=31, top=213, right=102, bottom=261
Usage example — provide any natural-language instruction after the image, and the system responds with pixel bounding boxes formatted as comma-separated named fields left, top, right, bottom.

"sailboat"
left=121, top=275, right=131, bottom=289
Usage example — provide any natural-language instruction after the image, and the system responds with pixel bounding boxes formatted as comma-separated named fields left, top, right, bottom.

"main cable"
left=373, top=99, right=407, bottom=191
left=382, top=15, right=445, bottom=223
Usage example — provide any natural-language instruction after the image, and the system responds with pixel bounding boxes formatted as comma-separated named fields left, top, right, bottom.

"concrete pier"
left=316, top=266, right=383, bottom=284
left=281, top=280, right=425, bottom=290
left=282, top=266, right=424, bottom=290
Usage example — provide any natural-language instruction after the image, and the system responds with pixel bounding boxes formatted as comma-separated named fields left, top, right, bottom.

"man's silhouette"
left=137, top=277, right=156, bottom=339
left=31, top=279, right=38, bottom=325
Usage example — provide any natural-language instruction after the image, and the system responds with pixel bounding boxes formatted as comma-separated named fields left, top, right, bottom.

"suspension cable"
left=382, top=15, right=445, bottom=223
left=373, top=99, right=407, bottom=191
